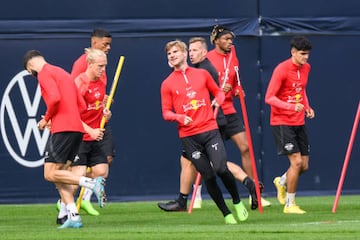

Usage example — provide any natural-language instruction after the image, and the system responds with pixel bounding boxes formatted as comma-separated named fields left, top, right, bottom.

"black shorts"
left=72, top=140, right=108, bottom=167
left=180, top=113, right=244, bottom=158
left=103, top=124, right=115, bottom=157
left=219, top=113, right=245, bottom=140
left=180, top=129, right=228, bottom=180
left=271, top=125, right=310, bottom=156
left=44, top=132, right=83, bottom=164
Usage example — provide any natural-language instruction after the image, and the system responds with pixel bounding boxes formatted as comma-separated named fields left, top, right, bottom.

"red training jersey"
left=75, top=72, right=106, bottom=141
left=38, top=64, right=85, bottom=134
left=206, top=46, right=240, bottom=115
left=161, top=66, right=225, bottom=138
left=265, top=58, right=311, bottom=126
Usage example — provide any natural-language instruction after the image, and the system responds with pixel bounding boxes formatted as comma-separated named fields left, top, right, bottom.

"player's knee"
left=216, top=166, right=228, bottom=176
left=213, top=162, right=228, bottom=175
left=72, top=185, right=79, bottom=195
left=203, top=175, right=217, bottom=187
left=240, top=145, right=249, bottom=155
left=44, top=172, right=53, bottom=182
left=290, top=161, right=303, bottom=173
left=97, top=171, right=108, bottom=178
left=202, top=171, right=216, bottom=181
left=92, top=168, right=108, bottom=178
left=217, top=168, right=234, bottom=180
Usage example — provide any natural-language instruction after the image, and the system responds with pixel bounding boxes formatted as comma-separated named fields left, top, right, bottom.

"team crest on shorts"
left=192, top=151, right=201, bottom=159
left=73, top=155, right=80, bottom=163
left=284, top=143, right=294, bottom=151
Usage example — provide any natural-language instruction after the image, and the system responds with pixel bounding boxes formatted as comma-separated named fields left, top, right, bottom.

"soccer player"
left=265, top=36, right=315, bottom=214
left=70, top=48, right=111, bottom=217
left=157, top=37, right=260, bottom=212
left=67, top=28, right=114, bottom=216
left=207, top=25, right=271, bottom=207
left=160, top=40, right=248, bottom=224
left=23, top=50, right=106, bottom=228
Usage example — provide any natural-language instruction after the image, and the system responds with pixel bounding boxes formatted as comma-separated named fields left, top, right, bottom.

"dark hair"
left=290, top=36, right=312, bottom=51
left=210, top=25, right=235, bottom=44
left=23, top=50, right=42, bottom=69
left=91, top=28, right=112, bottom=38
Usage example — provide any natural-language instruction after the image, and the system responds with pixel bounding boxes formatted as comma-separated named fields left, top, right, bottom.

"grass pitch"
left=0, top=195, right=359, bottom=240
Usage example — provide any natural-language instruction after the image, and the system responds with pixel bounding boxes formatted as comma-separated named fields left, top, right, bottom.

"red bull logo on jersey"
left=287, top=82, right=303, bottom=103
left=87, top=99, right=102, bottom=111
left=287, top=93, right=303, bottom=104
left=182, top=98, right=206, bottom=112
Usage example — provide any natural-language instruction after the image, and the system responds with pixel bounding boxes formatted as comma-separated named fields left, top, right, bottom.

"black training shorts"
left=44, top=132, right=83, bottom=164
left=103, top=124, right=115, bottom=157
left=219, top=113, right=245, bottom=140
left=271, top=125, right=310, bottom=156
left=72, top=139, right=108, bottom=167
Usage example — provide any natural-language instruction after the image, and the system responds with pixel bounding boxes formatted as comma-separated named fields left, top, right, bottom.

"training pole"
left=100, top=56, right=126, bottom=128
left=76, top=56, right=125, bottom=211
left=234, top=66, right=263, bottom=213
left=332, top=101, right=360, bottom=213
left=188, top=173, right=202, bottom=214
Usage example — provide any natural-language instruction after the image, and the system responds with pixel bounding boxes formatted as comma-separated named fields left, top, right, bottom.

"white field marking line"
left=291, top=220, right=360, bottom=226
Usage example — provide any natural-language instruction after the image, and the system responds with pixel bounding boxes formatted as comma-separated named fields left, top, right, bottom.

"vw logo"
left=0, top=70, right=50, bottom=168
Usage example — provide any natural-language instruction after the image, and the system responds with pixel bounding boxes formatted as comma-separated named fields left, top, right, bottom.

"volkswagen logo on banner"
left=0, top=70, right=50, bottom=168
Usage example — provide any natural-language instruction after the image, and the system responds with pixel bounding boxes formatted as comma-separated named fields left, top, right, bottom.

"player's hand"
left=89, top=128, right=105, bottom=141
left=46, top=119, right=52, bottom=129
left=306, top=108, right=315, bottom=119
left=211, top=99, right=220, bottom=107
left=234, top=88, right=245, bottom=98
left=37, top=116, right=50, bottom=130
left=103, top=108, right=112, bottom=121
left=103, top=95, right=113, bottom=106
left=294, top=103, right=304, bottom=112
left=183, top=116, right=193, bottom=125
left=223, top=83, right=233, bottom=93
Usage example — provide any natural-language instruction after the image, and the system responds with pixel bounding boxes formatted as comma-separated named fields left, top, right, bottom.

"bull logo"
left=0, top=70, right=49, bottom=168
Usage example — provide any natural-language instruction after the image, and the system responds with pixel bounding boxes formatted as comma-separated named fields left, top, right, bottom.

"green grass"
left=0, top=195, right=359, bottom=240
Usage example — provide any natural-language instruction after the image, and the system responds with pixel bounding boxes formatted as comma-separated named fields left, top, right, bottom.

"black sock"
left=177, top=193, right=188, bottom=207
left=242, top=176, right=255, bottom=192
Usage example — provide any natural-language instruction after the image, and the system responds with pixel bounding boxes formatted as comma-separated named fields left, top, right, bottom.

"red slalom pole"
left=332, top=101, right=360, bottom=213
left=188, top=173, right=201, bottom=214
left=235, top=66, right=263, bottom=213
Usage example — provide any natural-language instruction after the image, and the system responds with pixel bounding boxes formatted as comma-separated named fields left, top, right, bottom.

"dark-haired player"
left=266, top=36, right=315, bottom=214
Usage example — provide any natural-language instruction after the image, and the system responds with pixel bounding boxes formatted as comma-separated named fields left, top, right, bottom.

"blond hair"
left=164, top=40, right=187, bottom=53
left=85, top=48, right=106, bottom=63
